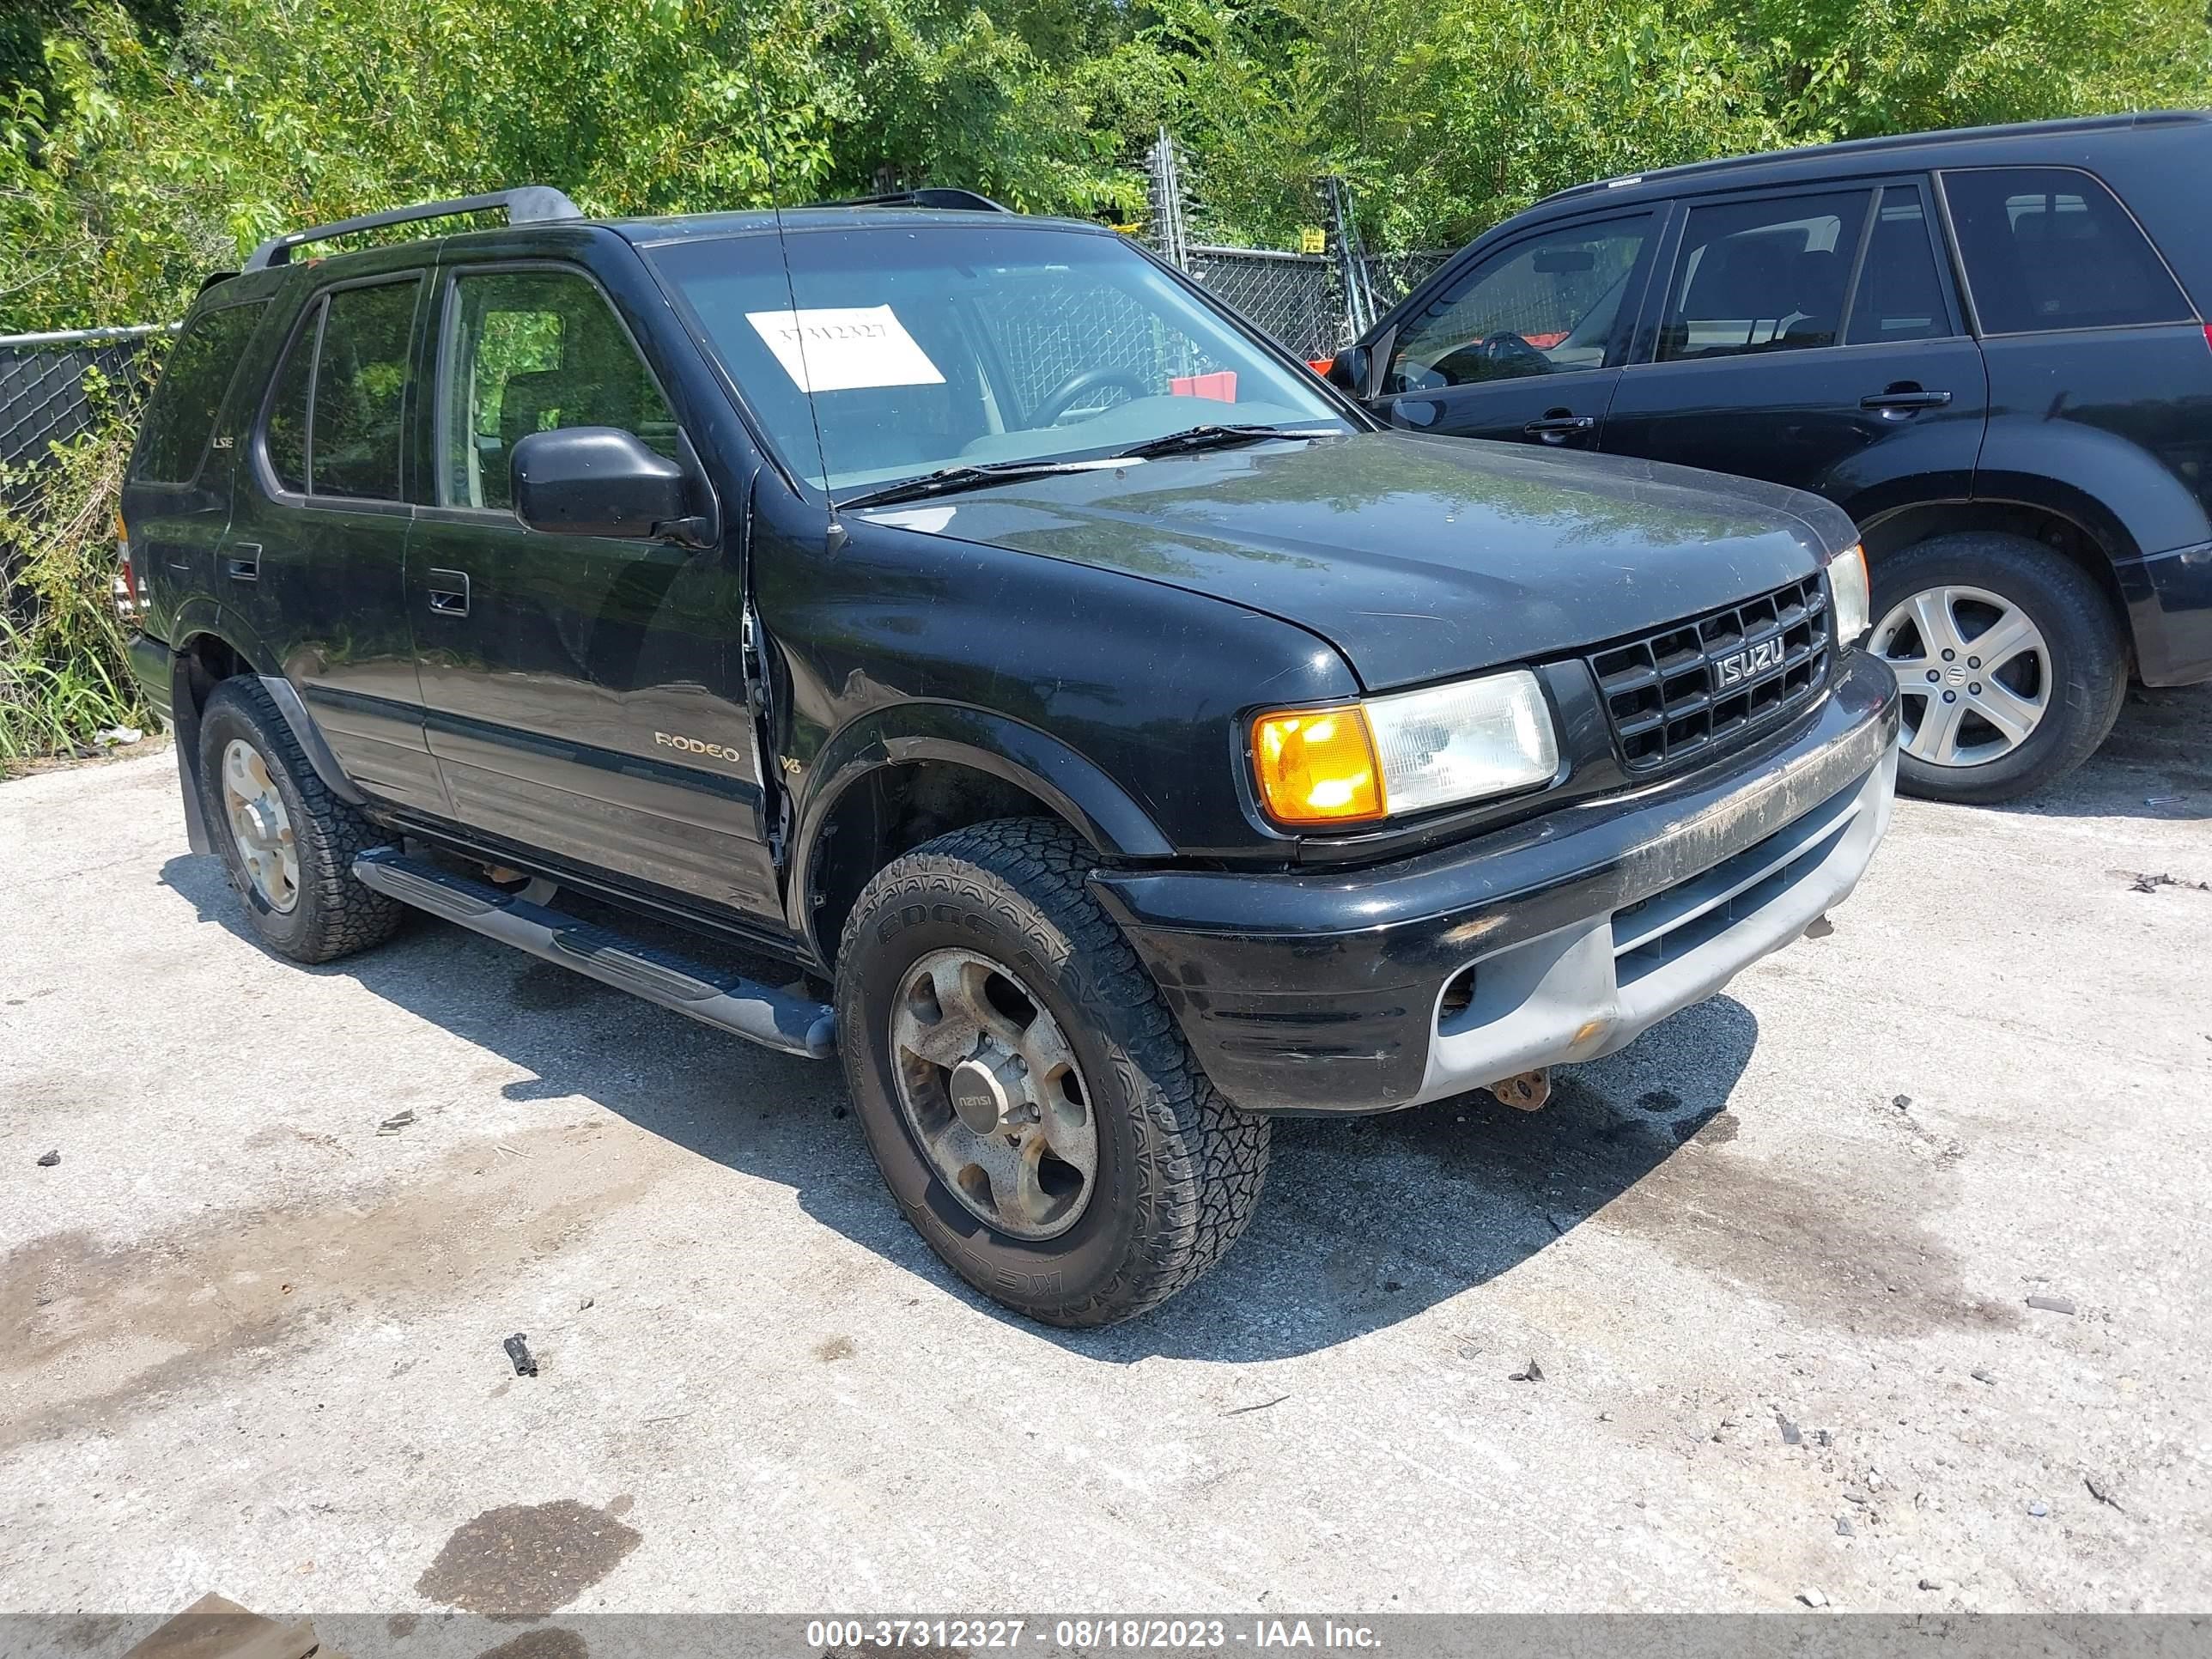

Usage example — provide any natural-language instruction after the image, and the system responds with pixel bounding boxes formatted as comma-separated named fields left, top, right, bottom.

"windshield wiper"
left=1114, top=423, right=1333, bottom=459
left=837, top=459, right=1115, bottom=513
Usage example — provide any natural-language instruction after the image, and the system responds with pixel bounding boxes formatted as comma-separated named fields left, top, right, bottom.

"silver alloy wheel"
left=219, top=737, right=301, bottom=913
left=889, top=947, right=1097, bottom=1241
left=1870, top=583, right=2051, bottom=768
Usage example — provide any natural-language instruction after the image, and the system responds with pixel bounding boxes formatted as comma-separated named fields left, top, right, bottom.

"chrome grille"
left=1588, top=574, right=1830, bottom=771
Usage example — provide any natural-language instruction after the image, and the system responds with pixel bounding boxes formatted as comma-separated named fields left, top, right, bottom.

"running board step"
left=352, top=848, right=836, bottom=1060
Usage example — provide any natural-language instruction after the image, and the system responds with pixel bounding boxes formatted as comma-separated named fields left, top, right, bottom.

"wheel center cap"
left=1946, top=664, right=1968, bottom=686
left=948, top=1057, right=1012, bottom=1134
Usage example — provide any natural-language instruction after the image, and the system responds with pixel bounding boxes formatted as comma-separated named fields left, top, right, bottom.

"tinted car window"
left=1844, top=185, right=1952, bottom=345
left=312, top=280, right=419, bottom=501
left=264, top=303, right=317, bottom=495
left=1388, top=216, right=1650, bottom=392
left=649, top=225, right=1346, bottom=493
left=1943, top=167, right=2192, bottom=334
left=1657, top=191, right=1871, bottom=362
left=442, top=270, right=678, bottom=511
left=131, top=301, right=266, bottom=483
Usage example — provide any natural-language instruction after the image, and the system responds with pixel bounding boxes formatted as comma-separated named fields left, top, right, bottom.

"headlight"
left=1251, top=669, right=1559, bottom=828
left=1828, top=542, right=1870, bottom=647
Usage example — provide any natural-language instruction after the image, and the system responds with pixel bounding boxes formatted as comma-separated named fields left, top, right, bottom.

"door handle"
left=224, top=544, right=261, bottom=582
left=1861, top=387, right=1952, bottom=412
left=427, top=569, right=471, bottom=617
left=1523, top=412, right=1596, bottom=442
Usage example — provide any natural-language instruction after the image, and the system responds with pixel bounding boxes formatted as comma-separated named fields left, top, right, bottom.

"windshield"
left=646, top=222, right=1352, bottom=495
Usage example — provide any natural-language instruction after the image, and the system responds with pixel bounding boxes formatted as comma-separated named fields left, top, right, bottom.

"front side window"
left=1845, top=185, right=1952, bottom=345
left=1943, top=167, right=2192, bottom=335
left=1387, top=216, right=1650, bottom=393
left=260, top=279, right=420, bottom=501
left=1657, top=191, right=1871, bottom=362
left=131, top=301, right=266, bottom=483
left=441, top=270, right=678, bottom=510
left=646, top=224, right=1349, bottom=494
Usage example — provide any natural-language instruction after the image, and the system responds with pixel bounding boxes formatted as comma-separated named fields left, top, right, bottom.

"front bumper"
left=1090, top=651, right=1901, bottom=1114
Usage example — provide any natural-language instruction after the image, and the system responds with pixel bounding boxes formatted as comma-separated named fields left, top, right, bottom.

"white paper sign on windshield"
left=744, top=306, right=946, bottom=393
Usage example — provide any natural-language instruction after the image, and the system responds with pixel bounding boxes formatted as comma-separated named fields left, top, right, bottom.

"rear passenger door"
left=230, top=268, right=447, bottom=813
left=1373, top=212, right=1658, bottom=450
left=1602, top=179, right=1988, bottom=520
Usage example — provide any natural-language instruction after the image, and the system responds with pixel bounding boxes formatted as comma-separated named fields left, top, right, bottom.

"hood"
left=856, top=431, right=1856, bottom=690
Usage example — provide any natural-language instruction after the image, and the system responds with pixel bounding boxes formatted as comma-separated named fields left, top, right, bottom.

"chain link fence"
left=1184, top=244, right=1450, bottom=362
left=1, top=326, right=167, bottom=496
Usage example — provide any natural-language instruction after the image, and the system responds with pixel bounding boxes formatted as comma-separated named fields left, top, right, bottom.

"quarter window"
left=441, top=270, right=677, bottom=511
left=1657, top=191, right=1871, bottom=362
left=1387, top=216, right=1651, bottom=392
left=130, top=301, right=266, bottom=483
left=1844, top=185, right=1952, bottom=345
left=1942, top=167, right=2191, bottom=335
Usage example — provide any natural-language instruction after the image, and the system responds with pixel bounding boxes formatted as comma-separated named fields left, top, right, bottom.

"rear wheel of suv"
left=196, top=678, right=404, bottom=963
left=835, top=817, right=1270, bottom=1326
left=1868, top=532, right=2126, bottom=804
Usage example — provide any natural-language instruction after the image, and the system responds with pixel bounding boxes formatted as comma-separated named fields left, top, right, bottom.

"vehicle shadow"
left=158, top=851, right=1755, bottom=1363
left=1978, top=681, right=2211, bottom=822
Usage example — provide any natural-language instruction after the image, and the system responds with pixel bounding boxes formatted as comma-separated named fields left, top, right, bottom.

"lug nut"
left=1925, top=670, right=1940, bottom=683
left=1942, top=690, right=1958, bottom=702
left=1968, top=656, right=1980, bottom=668
left=1968, top=682, right=1981, bottom=695
left=1942, top=648, right=1955, bottom=662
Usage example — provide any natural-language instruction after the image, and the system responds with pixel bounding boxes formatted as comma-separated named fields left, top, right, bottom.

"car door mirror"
left=511, top=426, right=697, bottom=543
left=1325, top=344, right=1371, bottom=398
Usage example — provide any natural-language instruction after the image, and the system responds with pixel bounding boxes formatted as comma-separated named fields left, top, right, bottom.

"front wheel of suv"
left=196, top=678, right=405, bottom=963
left=835, top=817, right=1270, bottom=1326
left=1867, top=532, right=2127, bottom=804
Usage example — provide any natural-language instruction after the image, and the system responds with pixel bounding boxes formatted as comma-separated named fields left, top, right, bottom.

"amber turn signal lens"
left=1251, top=707, right=1385, bottom=825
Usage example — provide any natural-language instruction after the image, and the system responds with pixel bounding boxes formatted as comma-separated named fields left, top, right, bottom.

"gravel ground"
left=2, top=687, right=2208, bottom=1620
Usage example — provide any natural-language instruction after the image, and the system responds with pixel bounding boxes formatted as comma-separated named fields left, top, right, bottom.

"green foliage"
left=0, top=0, right=2208, bottom=764
left=0, top=378, right=148, bottom=770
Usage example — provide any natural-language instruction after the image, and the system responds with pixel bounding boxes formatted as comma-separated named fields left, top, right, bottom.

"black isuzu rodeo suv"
left=121, top=187, right=1899, bottom=1325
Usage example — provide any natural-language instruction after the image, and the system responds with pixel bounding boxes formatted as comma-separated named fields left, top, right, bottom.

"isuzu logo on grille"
left=1713, top=635, right=1784, bottom=688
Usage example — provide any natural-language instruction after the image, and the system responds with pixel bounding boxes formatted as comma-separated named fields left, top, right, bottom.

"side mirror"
left=511, top=426, right=698, bottom=543
left=1325, top=344, right=1371, bottom=397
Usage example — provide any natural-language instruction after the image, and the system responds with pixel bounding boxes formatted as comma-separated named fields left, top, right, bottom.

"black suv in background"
left=122, top=188, right=1896, bottom=1324
left=1328, top=112, right=2212, bottom=802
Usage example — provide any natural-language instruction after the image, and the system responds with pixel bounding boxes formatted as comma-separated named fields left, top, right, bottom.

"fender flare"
left=169, top=611, right=369, bottom=820
left=788, top=703, right=1176, bottom=945
left=1973, top=417, right=2212, bottom=565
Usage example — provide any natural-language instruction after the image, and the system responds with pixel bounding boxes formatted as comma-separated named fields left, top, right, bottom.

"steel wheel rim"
left=888, top=947, right=1097, bottom=1241
left=220, top=738, right=300, bottom=913
left=1870, top=583, right=2051, bottom=768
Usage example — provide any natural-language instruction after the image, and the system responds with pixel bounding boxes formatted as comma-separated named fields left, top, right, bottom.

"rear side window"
left=1657, top=191, right=1871, bottom=362
left=261, top=278, right=421, bottom=501
left=131, top=301, right=266, bottom=483
left=1943, top=167, right=2193, bottom=335
left=1845, top=185, right=1952, bottom=345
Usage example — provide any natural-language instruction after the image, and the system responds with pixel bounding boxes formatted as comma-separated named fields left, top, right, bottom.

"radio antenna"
left=744, top=55, right=842, bottom=547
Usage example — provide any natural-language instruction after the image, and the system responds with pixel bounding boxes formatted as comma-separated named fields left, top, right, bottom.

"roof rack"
left=821, top=187, right=1012, bottom=214
left=242, top=186, right=586, bottom=272
left=1539, top=111, right=2211, bottom=207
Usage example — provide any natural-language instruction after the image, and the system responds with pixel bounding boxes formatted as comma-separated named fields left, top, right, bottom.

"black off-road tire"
left=835, top=817, right=1270, bottom=1326
left=196, top=678, right=404, bottom=963
left=1871, top=532, right=2128, bottom=804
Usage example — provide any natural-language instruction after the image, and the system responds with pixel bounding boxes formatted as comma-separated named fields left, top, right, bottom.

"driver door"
left=1373, top=211, right=1660, bottom=452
